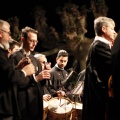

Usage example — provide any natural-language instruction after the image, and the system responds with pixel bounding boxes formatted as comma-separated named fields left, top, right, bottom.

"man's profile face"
left=0, top=24, right=11, bottom=50
left=24, top=32, right=38, bottom=52
left=39, top=56, right=47, bottom=70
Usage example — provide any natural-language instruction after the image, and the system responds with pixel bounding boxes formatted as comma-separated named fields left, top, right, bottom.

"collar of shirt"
left=0, top=43, right=4, bottom=49
left=55, top=64, right=64, bottom=70
left=0, top=43, right=9, bottom=52
left=20, top=48, right=31, bottom=57
left=94, top=36, right=112, bottom=48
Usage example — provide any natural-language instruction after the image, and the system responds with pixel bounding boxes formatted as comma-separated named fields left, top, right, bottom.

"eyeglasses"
left=0, top=29, right=11, bottom=36
left=27, top=39, right=38, bottom=44
left=40, top=61, right=47, bottom=64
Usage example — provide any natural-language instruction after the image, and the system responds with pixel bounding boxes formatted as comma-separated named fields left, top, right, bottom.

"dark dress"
left=82, top=40, right=111, bottom=120
left=10, top=49, right=43, bottom=120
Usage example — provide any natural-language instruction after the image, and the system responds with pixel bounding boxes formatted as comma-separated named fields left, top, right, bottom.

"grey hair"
left=94, top=16, right=115, bottom=36
left=34, top=53, right=46, bottom=59
left=0, top=19, right=10, bottom=29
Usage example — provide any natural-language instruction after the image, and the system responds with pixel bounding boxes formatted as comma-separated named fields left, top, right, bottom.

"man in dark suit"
left=10, top=26, right=51, bottom=120
left=50, top=50, right=70, bottom=98
left=0, top=20, right=35, bottom=120
left=82, top=16, right=116, bottom=120
left=34, top=53, right=54, bottom=101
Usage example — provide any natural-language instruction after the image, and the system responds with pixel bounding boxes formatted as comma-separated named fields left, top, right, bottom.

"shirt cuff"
left=33, top=74, right=38, bottom=82
left=21, top=70, right=26, bottom=77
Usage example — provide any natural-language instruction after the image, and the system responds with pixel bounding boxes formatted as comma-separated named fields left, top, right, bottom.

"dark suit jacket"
left=10, top=49, right=43, bottom=120
left=0, top=48, right=32, bottom=119
left=82, top=40, right=111, bottom=120
left=50, top=66, right=77, bottom=100
left=50, top=66, right=68, bottom=91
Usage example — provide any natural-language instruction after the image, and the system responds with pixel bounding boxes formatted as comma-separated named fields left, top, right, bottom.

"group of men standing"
left=1, top=15, right=120, bottom=120
left=0, top=19, right=71, bottom=120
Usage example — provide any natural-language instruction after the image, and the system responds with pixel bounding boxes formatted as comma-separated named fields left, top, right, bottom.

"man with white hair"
left=0, top=19, right=35, bottom=120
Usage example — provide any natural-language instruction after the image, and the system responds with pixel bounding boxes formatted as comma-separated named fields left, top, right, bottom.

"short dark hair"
left=9, top=39, right=21, bottom=50
left=57, top=50, right=68, bottom=58
left=21, top=26, right=38, bottom=39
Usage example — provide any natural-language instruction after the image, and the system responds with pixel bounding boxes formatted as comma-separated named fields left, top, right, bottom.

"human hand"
left=16, top=57, right=31, bottom=69
left=43, top=94, right=51, bottom=101
left=22, top=63, right=35, bottom=76
left=57, top=90, right=66, bottom=97
left=44, top=62, right=51, bottom=70
left=36, top=70, right=51, bottom=81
